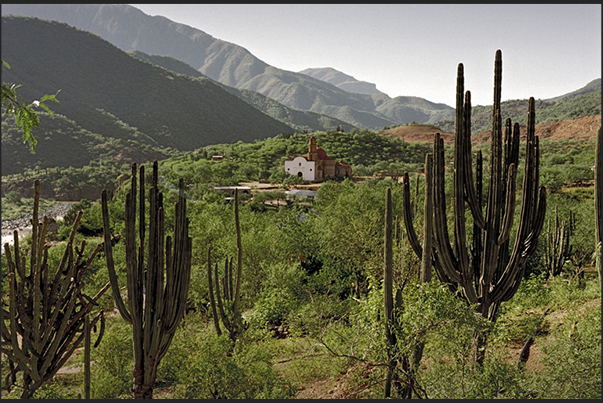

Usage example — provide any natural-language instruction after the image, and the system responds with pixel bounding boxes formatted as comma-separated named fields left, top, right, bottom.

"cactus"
left=383, top=187, right=408, bottom=398
left=401, top=50, right=546, bottom=364
left=207, top=191, right=248, bottom=344
left=101, top=161, right=192, bottom=399
left=383, top=187, right=395, bottom=398
left=1, top=180, right=109, bottom=399
left=596, top=127, right=602, bottom=290
left=544, top=206, right=574, bottom=278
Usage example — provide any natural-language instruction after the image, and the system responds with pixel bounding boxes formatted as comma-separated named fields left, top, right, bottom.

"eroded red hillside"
left=379, top=115, right=601, bottom=145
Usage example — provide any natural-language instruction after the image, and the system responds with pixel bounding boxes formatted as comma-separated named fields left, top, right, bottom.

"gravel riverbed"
left=2, top=202, right=77, bottom=232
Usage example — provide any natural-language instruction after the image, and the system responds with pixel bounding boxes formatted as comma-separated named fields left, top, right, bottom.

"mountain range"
left=1, top=5, right=600, bottom=179
left=298, top=67, right=386, bottom=95
left=0, top=3, right=457, bottom=129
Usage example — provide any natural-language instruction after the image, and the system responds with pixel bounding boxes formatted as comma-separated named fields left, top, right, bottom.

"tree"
left=1, top=60, right=59, bottom=153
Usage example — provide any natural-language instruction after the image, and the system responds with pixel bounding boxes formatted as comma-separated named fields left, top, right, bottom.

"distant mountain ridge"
left=128, top=50, right=356, bottom=133
left=1, top=3, right=456, bottom=129
left=299, top=67, right=385, bottom=95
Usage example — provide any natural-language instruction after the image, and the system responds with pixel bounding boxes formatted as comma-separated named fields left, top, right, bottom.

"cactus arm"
left=497, top=163, right=517, bottom=245
left=214, top=261, right=231, bottom=330
left=101, top=190, right=132, bottom=323
left=4, top=247, right=30, bottom=371
left=207, top=248, right=222, bottom=336
left=421, top=153, right=434, bottom=283
left=233, top=191, right=243, bottom=315
left=452, top=66, right=472, bottom=284
left=402, top=172, right=423, bottom=259
left=432, top=134, right=462, bottom=284
left=462, top=91, right=486, bottom=230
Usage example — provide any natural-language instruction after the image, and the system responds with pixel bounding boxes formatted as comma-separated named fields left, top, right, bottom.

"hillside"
left=129, top=50, right=357, bottom=133
left=1, top=16, right=295, bottom=175
left=379, top=114, right=601, bottom=146
left=434, top=81, right=601, bottom=135
left=1, top=3, right=456, bottom=129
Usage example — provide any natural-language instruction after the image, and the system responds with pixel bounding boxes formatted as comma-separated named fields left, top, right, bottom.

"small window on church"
left=299, top=163, right=302, bottom=166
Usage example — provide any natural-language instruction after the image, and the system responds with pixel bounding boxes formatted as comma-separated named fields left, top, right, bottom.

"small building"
left=213, top=186, right=251, bottom=200
left=285, top=189, right=318, bottom=201
left=284, top=136, right=352, bottom=182
left=212, top=155, right=224, bottom=161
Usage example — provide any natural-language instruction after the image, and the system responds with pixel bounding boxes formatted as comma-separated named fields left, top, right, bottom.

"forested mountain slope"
left=129, top=50, right=356, bottom=133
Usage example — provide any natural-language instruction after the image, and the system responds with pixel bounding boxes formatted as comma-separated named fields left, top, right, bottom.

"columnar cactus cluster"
left=101, top=161, right=192, bottom=399
left=544, top=206, right=575, bottom=278
left=1, top=180, right=109, bottom=399
left=207, top=191, right=247, bottom=345
left=402, top=50, right=547, bottom=364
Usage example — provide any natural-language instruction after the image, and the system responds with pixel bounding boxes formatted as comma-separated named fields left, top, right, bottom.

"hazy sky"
left=131, top=4, right=601, bottom=107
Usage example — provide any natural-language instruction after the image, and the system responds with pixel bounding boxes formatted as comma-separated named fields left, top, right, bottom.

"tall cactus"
left=383, top=187, right=395, bottom=398
left=207, top=191, right=247, bottom=344
left=402, top=50, right=546, bottom=364
left=383, top=187, right=407, bottom=398
left=101, top=161, right=192, bottom=399
left=544, top=206, right=574, bottom=278
left=1, top=180, right=109, bottom=399
left=595, top=127, right=602, bottom=290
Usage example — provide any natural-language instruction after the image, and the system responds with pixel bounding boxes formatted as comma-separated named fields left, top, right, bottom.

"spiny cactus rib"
left=101, top=161, right=192, bottom=399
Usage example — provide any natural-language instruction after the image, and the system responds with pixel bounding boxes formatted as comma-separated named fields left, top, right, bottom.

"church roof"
left=316, top=146, right=332, bottom=160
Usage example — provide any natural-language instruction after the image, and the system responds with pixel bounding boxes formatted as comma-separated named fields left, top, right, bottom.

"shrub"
left=88, top=318, right=133, bottom=399
left=522, top=304, right=601, bottom=398
left=247, top=288, right=296, bottom=329
left=160, top=315, right=295, bottom=399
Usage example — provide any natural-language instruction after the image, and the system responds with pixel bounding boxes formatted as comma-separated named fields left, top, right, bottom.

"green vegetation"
left=435, top=89, right=601, bottom=135
left=2, top=164, right=599, bottom=399
left=1, top=19, right=600, bottom=397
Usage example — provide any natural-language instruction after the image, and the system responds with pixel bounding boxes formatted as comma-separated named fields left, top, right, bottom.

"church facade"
left=284, top=136, right=352, bottom=182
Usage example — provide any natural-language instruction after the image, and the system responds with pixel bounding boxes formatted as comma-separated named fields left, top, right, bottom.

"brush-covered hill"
left=1, top=15, right=295, bottom=175
left=1, top=3, right=456, bottom=129
left=434, top=79, right=601, bottom=135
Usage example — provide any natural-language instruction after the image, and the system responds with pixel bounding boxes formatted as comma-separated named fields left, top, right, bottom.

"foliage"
left=160, top=317, right=295, bottom=399
left=1, top=60, right=59, bottom=153
left=87, top=319, right=133, bottom=399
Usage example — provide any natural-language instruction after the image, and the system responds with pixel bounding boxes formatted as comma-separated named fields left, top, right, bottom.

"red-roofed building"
left=284, top=136, right=352, bottom=182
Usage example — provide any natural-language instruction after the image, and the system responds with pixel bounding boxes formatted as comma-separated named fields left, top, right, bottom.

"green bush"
left=168, top=322, right=295, bottom=399
left=522, top=304, right=601, bottom=398
left=247, top=287, right=296, bottom=329
left=88, top=318, right=133, bottom=399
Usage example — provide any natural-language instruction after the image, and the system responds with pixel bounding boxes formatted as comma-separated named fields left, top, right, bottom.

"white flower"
left=32, top=100, right=40, bottom=107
